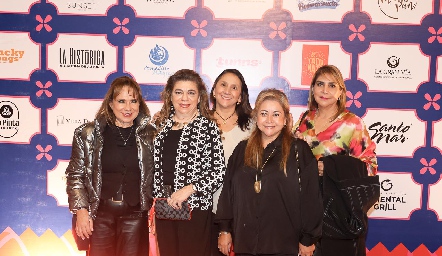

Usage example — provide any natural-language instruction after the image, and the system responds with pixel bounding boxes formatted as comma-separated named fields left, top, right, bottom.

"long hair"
left=155, top=69, right=210, bottom=128
left=244, top=89, right=292, bottom=175
left=307, top=65, right=347, bottom=120
left=209, top=69, right=252, bottom=131
left=96, top=76, right=150, bottom=123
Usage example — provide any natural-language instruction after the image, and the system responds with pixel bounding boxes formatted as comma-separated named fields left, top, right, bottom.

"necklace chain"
left=215, top=110, right=235, bottom=124
left=116, top=125, right=134, bottom=146
left=173, top=112, right=197, bottom=129
left=254, top=147, right=276, bottom=193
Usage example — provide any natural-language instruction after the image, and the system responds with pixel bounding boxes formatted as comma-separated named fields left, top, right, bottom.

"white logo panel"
left=126, top=0, right=196, bottom=18
left=0, top=96, right=40, bottom=144
left=0, top=32, right=40, bottom=80
left=359, top=44, right=430, bottom=92
left=47, top=98, right=101, bottom=145
left=283, top=0, right=353, bottom=22
left=204, top=0, right=273, bottom=20
left=0, top=0, right=38, bottom=13
left=280, top=41, right=350, bottom=88
left=364, top=109, right=425, bottom=157
left=47, top=0, right=117, bottom=15
left=125, top=37, right=195, bottom=84
left=201, top=39, right=272, bottom=88
left=437, top=56, right=442, bottom=84
left=429, top=175, right=442, bottom=221
left=361, top=0, right=433, bottom=24
left=47, top=160, right=69, bottom=207
left=369, top=172, right=421, bottom=220
left=433, top=120, right=442, bottom=153
left=47, top=34, right=117, bottom=83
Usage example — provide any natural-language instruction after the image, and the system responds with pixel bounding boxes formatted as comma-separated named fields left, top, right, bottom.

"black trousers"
left=156, top=209, right=211, bottom=256
left=211, top=213, right=224, bottom=256
left=314, top=236, right=366, bottom=256
left=89, top=200, right=149, bottom=256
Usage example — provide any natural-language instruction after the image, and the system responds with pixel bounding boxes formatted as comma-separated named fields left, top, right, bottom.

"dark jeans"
left=314, top=236, right=366, bottom=256
left=89, top=199, right=149, bottom=256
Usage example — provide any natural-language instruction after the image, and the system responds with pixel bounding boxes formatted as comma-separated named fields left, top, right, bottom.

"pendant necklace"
left=215, top=110, right=235, bottom=124
left=116, top=125, right=134, bottom=146
left=254, top=147, right=276, bottom=193
left=173, top=112, right=197, bottom=129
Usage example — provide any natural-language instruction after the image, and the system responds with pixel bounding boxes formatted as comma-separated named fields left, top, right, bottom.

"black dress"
left=215, top=135, right=323, bottom=255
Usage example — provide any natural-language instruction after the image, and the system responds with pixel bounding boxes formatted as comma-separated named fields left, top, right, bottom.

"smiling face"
left=312, top=73, right=343, bottom=110
left=213, top=72, right=242, bottom=110
left=109, top=85, right=140, bottom=128
left=256, top=99, right=287, bottom=145
left=171, top=80, right=199, bottom=118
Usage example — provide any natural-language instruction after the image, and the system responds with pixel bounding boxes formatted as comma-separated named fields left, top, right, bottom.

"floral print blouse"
left=294, top=109, right=378, bottom=176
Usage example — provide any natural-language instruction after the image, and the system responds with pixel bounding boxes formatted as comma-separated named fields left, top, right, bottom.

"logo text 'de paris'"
left=59, top=48, right=105, bottom=68
left=0, top=49, right=25, bottom=63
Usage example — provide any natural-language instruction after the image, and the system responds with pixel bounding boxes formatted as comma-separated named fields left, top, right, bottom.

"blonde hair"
left=245, top=88, right=292, bottom=175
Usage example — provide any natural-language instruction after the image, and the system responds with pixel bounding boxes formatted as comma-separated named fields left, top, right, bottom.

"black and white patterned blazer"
left=153, top=114, right=226, bottom=210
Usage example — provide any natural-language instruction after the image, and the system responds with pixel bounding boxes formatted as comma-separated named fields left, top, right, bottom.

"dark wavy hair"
left=209, top=69, right=252, bottom=131
left=155, top=69, right=210, bottom=128
left=96, top=76, right=150, bottom=123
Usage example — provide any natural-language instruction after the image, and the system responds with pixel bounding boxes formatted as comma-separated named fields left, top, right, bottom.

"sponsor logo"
left=56, top=115, right=90, bottom=126
left=298, top=0, right=340, bottom=12
left=215, top=57, right=261, bottom=68
left=373, top=56, right=412, bottom=80
left=368, top=121, right=410, bottom=144
left=0, top=49, right=25, bottom=64
left=378, top=0, right=417, bottom=19
left=59, top=48, right=105, bottom=68
left=0, top=101, right=19, bottom=138
left=144, top=44, right=173, bottom=78
left=301, top=45, right=329, bottom=85
left=66, top=1, right=96, bottom=11
left=373, top=178, right=406, bottom=211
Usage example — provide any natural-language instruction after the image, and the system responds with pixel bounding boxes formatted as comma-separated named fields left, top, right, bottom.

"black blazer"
left=320, top=155, right=380, bottom=239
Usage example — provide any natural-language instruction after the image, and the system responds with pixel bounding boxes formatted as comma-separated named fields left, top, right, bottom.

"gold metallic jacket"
left=65, top=114, right=155, bottom=219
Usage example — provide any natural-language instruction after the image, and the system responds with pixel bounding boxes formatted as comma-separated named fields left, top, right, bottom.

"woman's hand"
left=218, top=232, right=232, bottom=255
left=318, top=160, right=324, bottom=176
left=75, top=208, right=93, bottom=240
left=299, top=242, right=315, bottom=256
left=167, top=184, right=194, bottom=209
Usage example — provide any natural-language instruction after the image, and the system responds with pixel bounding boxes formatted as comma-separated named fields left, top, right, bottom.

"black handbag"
left=72, top=214, right=90, bottom=251
left=154, top=198, right=192, bottom=220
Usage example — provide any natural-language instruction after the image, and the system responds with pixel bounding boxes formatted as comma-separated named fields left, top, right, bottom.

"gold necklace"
left=254, top=147, right=276, bottom=193
left=173, top=112, right=197, bottom=129
left=215, top=110, right=235, bottom=124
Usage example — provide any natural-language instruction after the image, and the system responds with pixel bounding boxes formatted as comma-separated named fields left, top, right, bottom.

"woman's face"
left=171, top=80, right=199, bottom=117
left=256, top=99, right=287, bottom=143
left=109, top=85, right=139, bottom=128
left=312, top=73, right=343, bottom=109
left=213, top=72, right=242, bottom=109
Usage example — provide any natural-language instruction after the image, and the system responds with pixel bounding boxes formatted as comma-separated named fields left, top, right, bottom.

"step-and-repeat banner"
left=0, top=0, right=441, bottom=255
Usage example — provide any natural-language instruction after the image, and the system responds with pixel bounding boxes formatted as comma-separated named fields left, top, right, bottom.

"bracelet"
left=218, top=231, right=230, bottom=238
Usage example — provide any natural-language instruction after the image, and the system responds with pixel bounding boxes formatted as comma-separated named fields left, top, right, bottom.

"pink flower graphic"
left=419, top=158, right=437, bottom=175
left=346, top=91, right=362, bottom=108
left=269, top=22, right=286, bottom=39
left=36, top=145, right=53, bottom=161
left=348, top=24, right=365, bottom=41
left=191, top=20, right=207, bottom=37
left=428, top=27, right=442, bottom=43
left=36, top=81, right=53, bottom=97
left=423, top=93, right=441, bottom=110
left=36, top=15, right=52, bottom=32
left=113, top=17, right=129, bottom=34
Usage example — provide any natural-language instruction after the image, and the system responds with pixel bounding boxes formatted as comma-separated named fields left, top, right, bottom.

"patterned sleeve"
left=194, top=119, right=226, bottom=195
left=348, top=115, right=378, bottom=176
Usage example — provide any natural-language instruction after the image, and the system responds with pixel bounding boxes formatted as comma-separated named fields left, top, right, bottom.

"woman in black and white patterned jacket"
left=153, top=69, right=226, bottom=256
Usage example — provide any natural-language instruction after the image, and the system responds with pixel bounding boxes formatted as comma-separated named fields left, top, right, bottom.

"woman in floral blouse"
left=294, top=65, right=377, bottom=256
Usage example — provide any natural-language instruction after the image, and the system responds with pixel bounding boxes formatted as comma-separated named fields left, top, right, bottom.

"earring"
left=237, top=101, right=240, bottom=105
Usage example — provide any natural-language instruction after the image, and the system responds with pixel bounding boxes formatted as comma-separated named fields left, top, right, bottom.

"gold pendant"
left=254, top=181, right=261, bottom=193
